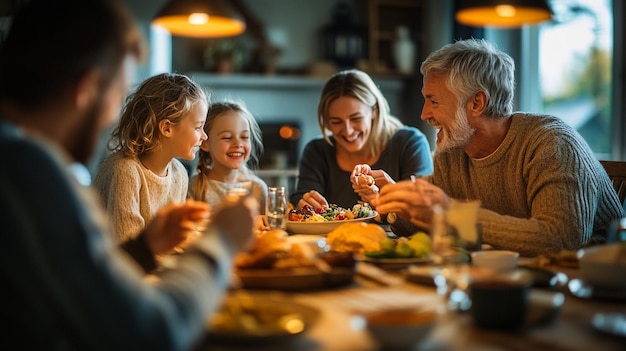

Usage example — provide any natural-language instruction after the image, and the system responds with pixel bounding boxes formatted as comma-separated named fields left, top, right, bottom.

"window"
left=486, top=0, right=620, bottom=160
left=539, top=0, right=613, bottom=159
left=149, top=24, right=172, bottom=75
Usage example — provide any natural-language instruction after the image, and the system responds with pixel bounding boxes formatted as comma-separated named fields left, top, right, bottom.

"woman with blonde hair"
left=291, top=69, right=433, bottom=209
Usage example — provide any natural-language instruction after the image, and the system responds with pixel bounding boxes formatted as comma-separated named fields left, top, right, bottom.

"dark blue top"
left=0, top=118, right=239, bottom=350
left=291, top=126, right=433, bottom=208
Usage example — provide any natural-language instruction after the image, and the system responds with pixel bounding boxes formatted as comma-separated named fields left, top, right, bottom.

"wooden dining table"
left=193, top=235, right=626, bottom=351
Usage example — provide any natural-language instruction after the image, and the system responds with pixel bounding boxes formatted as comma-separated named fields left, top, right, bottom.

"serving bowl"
left=577, top=243, right=626, bottom=288
left=363, top=309, right=437, bottom=349
left=471, top=250, right=519, bottom=272
left=285, top=213, right=377, bottom=234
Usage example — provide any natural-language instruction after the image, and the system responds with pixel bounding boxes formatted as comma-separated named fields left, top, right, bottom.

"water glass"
left=266, top=186, right=288, bottom=230
left=446, top=199, right=482, bottom=251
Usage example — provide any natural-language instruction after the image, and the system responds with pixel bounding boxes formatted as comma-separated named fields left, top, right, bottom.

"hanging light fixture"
left=455, top=0, right=553, bottom=28
left=152, top=0, right=246, bottom=38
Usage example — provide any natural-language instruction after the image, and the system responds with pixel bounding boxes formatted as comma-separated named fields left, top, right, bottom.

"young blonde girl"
left=189, top=100, right=268, bottom=213
left=94, top=73, right=209, bottom=246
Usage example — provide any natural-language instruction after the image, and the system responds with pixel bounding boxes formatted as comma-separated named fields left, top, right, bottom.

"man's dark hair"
left=0, top=0, right=145, bottom=109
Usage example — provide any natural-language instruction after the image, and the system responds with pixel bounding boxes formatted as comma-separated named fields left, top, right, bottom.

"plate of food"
left=235, top=265, right=356, bottom=291
left=355, top=232, right=434, bottom=270
left=286, top=203, right=378, bottom=235
left=234, top=231, right=357, bottom=290
left=207, top=294, right=320, bottom=345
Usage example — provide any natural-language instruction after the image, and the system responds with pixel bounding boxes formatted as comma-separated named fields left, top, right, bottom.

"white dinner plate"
left=235, top=266, right=356, bottom=291
left=286, top=213, right=378, bottom=235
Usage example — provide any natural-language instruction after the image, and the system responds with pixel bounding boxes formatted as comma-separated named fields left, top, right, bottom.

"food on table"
left=235, top=229, right=354, bottom=270
left=208, top=296, right=317, bottom=337
left=288, top=203, right=374, bottom=222
left=532, top=249, right=579, bottom=268
left=326, top=222, right=388, bottom=254
left=364, top=231, right=432, bottom=259
left=356, top=173, right=375, bottom=186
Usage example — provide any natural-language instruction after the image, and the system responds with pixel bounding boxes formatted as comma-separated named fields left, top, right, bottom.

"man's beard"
left=67, top=98, right=103, bottom=165
left=435, top=108, right=475, bottom=154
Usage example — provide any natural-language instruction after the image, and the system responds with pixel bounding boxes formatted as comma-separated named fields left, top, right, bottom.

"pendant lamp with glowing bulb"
left=455, top=0, right=552, bottom=28
left=152, top=0, right=246, bottom=38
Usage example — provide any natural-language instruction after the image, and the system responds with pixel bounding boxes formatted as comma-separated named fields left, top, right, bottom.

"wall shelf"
left=188, top=72, right=405, bottom=90
left=367, top=0, right=426, bottom=75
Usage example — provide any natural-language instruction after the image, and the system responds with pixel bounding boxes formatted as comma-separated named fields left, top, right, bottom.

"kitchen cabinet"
left=367, top=0, right=427, bottom=76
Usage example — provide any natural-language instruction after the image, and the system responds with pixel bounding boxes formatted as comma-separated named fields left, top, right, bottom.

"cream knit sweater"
left=93, top=152, right=189, bottom=242
left=427, top=113, right=624, bottom=256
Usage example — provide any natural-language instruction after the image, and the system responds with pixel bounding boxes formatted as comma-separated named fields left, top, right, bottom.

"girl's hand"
left=297, top=190, right=329, bottom=210
left=255, top=214, right=270, bottom=232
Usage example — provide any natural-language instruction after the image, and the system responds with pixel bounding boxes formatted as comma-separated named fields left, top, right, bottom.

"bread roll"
left=254, top=229, right=289, bottom=255
left=326, top=222, right=387, bottom=254
left=357, top=174, right=375, bottom=186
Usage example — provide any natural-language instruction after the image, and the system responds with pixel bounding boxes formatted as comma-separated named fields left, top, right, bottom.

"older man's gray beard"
left=434, top=109, right=475, bottom=154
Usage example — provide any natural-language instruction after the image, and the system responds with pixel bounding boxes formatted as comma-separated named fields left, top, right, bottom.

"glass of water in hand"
left=266, top=186, right=288, bottom=230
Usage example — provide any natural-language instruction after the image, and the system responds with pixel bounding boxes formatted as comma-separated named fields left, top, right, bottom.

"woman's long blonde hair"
left=108, top=73, right=209, bottom=156
left=317, top=69, right=403, bottom=158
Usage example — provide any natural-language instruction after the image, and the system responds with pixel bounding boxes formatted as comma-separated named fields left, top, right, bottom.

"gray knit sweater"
left=427, top=113, right=624, bottom=256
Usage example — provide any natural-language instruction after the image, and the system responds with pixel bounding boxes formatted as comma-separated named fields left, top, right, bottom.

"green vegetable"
left=410, top=231, right=431, bottom=245
left=395, top=242, right=413, bottom=258
left=407, top=240, right=430, bottom=258
left=380, top=237, right=396, bottom=252
left=365, top=250, right=396, bottom=259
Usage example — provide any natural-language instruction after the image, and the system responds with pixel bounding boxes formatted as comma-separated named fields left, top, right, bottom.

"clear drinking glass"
left=431, top=204, right=472, bottom=312
left=446, top=199, right=482, bottom=251
left=266, top=186, right=288, bottom=230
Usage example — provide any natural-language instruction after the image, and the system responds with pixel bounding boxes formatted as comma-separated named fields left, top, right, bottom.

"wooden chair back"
left=599, top=160, right=626, bottom=206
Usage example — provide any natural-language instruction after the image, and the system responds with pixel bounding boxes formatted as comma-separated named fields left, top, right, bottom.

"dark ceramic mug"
left=469, top=269, right=533, bottom=330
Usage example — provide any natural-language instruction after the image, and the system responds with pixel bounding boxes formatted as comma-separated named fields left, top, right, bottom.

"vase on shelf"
left=393, top=26, right=416, bottom=75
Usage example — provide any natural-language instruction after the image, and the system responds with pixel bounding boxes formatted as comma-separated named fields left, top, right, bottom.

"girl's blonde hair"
left=317, top=69, right=404, bottom=159
left=108, top=72, right=209, bottom=156
left=193, top=100, right=263, bottom=197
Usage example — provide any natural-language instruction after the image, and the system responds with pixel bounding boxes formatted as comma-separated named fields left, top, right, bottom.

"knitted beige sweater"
left=93, top=152, right=189, bottom=242
left=427, top=113, right=624, bottom=256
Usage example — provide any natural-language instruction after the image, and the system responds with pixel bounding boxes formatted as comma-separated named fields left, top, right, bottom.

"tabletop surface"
left=192, top=235, right=626, bottom=351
